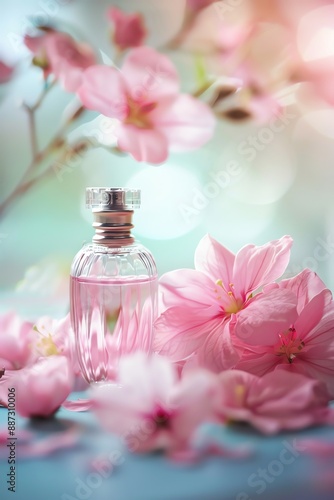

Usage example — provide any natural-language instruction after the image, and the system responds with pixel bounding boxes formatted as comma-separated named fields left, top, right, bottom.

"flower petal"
left=279, top=268, right=331, bottom=312
left=152, top=94, right=216, bottom=152
left=194, top=234, right=235, bottom=285
left=196, top=320, right=240, bottom=371
left=122, top=47, right=179, bottom=101
left=116, top=123, right=169, bottom=163
left=233, top=235, right=293, bottom=297
left=159, top=268, right=218, bottom=309
left=77, top=65, right=128, bottom=119
left=154, top=309, right=224, bottom=361
left=234, top=288, right=298, bottom=345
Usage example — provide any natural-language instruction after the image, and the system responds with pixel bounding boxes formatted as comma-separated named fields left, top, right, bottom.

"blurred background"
left=1, top=0, right=334, bottom=318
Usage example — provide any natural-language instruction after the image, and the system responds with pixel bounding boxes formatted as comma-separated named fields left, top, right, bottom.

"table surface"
left=1, top=392, right=334, bottom=500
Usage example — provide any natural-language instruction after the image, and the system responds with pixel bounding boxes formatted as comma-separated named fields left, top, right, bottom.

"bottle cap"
left=86, top=187, right=141, bottom=211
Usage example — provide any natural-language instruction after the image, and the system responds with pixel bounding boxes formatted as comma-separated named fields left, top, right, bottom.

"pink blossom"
left=154, top=234, right=294, bottom=371
left=107, top=7, right=146, bottom=51
left=234, top=270, right=334, bottom=396
left=0, top=60, right=14, bottom=84
left=13, top=356, right=73, bottom=418
left=0, top=312, right=35, bottom=370
left=77, top=47, right=215, bottom=164
left=217, top=369, right=333, bottom=434
left=24, top=31, right=96, bottom=92
left=92, top=352, right=219, bottom=454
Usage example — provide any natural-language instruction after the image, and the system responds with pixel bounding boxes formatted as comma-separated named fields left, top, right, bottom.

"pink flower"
left=24, top=30, right=96, bottom=92
left=107, top=7, right=146, bottom=51
left=234, top=269, right=334, bottom=396
left=92, top=352, right=218, bottom=454
left=0, top=312, right=35, bottom=370
left=13, top=356, right=73, bottom=418
left=154, top=234, right=294, bottom=371
left=0, top=60, right=14, bottom=84
left=77, top=47, right=215, bottom=164
left=217, top=369, right=333, bottom=434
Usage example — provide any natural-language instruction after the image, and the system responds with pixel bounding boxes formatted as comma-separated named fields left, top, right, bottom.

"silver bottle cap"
left=86, top=187, right=141, bottom=211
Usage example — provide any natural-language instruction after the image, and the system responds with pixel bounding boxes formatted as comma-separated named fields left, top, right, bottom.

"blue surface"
left=1, top=394, right=334, bottom=500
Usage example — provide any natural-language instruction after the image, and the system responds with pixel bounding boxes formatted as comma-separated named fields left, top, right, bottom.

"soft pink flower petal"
left=108, top=7, right=146, bottom=51
left=234, top=349, right=279, bottom=376
left=154, top=309, right=224, bottom=361
left=233, top=235, right=293, bottom=297
left=116, top=123, right=169, bottom=163
left=14, top=356, right=73, bottom=418
left=0, top=312, right=35, bottom=370
left=196, top=320, right=240, bottom=371
left=122, top=47, right=179, bottom=101
left=194, top=234, right=235, bottom=285
left=218, top=369, right=332, bottom=434
left=234, top=288, right=298, bottom=345
left=170, top=369, right=219, bottom=443
left=78, top=65, right=128, bottom=119
left=158, top=268, right=219, bottom=309
left=294, top=291, right=327, bottom=339
left=279, top=269, right=331, bottom=312
left=45, top=33, right=96, bottom=92
left=151, top=94, right=216, bottom=152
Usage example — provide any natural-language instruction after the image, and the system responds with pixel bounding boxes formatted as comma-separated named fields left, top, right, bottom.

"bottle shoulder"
left=71, top=242, right=157, bottom=279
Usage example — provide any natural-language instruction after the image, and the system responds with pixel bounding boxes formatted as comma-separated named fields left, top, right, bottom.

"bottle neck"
left=92, top=210, right=135, bottom=247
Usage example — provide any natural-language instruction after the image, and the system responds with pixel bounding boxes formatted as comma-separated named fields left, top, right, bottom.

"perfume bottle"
left=70, top=187, right=158, bottom=383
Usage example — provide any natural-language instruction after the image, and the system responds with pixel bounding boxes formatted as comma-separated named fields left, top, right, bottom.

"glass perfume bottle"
left=70, top=187, right=158, bottom=383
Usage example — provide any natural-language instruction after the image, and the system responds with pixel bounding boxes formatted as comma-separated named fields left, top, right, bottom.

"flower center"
left=33, top=325, right=60, bottom=357
left=215, top=280, right=244, bottom=314
left=153, top=406, right=171, bottom=429
left=125, top=98, right=156, bottom=128
left=275, top=327, right=305, bottom=363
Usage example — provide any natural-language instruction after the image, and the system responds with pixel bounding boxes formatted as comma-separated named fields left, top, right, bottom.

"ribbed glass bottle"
left=70, top=188, right=158, bottom=383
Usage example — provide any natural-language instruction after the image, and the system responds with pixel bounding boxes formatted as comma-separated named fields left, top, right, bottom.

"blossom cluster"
left=1, top=235, right=334, bottom=457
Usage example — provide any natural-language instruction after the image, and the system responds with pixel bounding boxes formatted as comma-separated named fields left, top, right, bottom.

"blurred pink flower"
left=92, top=352, right=218, bottom=454
left=107, top=7, right=146, bottom=51
left=0, top=60, right=14, bottom=84
left=0, top=312, right=35, bottom=370
left=217, top=369, right=333, bottom=434
left=14, top=356, right=73, bottom=418
left=24, top=30, right=96, bottom=92
left=77, top=46, right=215, bottom=163
left=154, top=234, right=294, bottom=371
left=234, top=270, right=334, bottom=396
